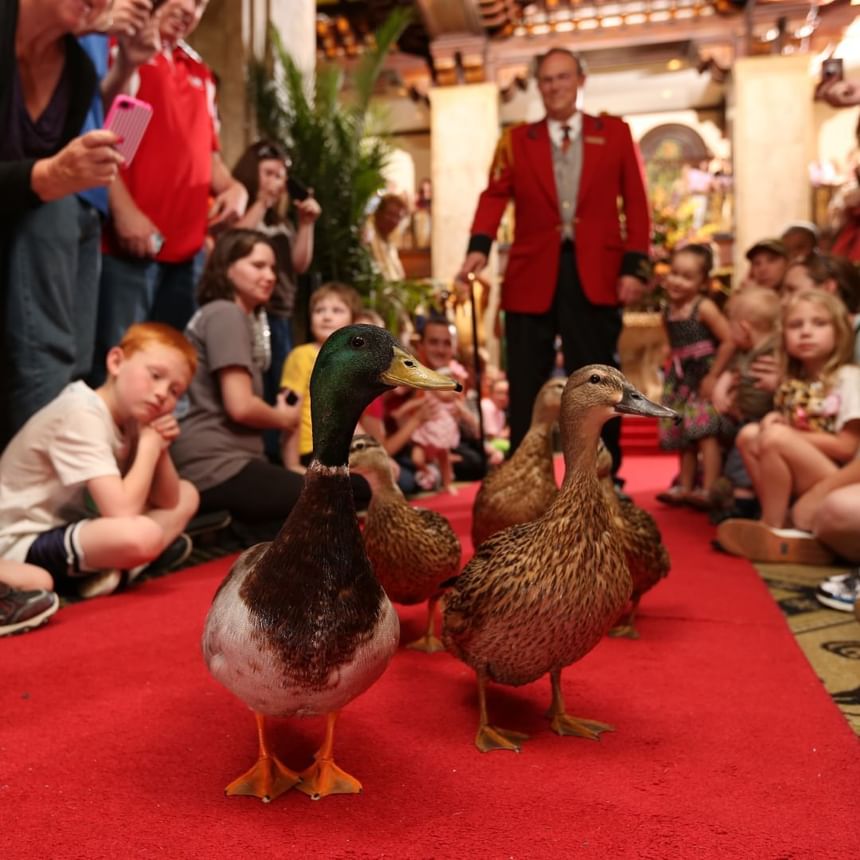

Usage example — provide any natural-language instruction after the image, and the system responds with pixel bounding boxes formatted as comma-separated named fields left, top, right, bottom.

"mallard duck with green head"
left=202, top=325, right=460, bottom=801
left=442, top=366, right=677, bottom=753
left=470, top=377, right=566, bottom=549
left=596, top=442, right=671, bottom=639
left=348, top=434, right=461, bottom=653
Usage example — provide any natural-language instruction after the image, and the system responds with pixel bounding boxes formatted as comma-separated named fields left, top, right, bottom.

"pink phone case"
left=103, top=95, right=153, bottom=166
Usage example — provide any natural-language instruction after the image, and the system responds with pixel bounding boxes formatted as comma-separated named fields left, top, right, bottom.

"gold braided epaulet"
left=490, top=124, right=523, bottom=181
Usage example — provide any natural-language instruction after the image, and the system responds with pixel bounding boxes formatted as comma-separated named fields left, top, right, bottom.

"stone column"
left=269, top=0, right=317, bottom=79
left=430, top=83, right=501, bottom=361
left=732, top=55, right=814, bottom=279
left=188, top=0, right=317, bottom=166
left=187, top=0, right=247, bottom=166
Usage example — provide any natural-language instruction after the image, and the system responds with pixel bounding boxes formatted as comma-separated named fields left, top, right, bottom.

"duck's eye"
left=351, top=336, right=366, bottom=349
left=589, top=374, right=601, bottom=384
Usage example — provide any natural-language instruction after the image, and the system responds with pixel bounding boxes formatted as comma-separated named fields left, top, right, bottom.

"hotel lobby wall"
left=732, top=54, right=813, bottom=278
left=188, top=0, right=315, bottom=168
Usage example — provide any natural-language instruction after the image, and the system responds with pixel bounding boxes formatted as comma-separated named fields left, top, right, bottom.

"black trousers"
left=200, top=457, right=371, bottom=546
left=505, top=241, right=623, bottom=474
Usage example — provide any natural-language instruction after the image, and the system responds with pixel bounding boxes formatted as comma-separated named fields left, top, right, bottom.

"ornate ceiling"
left=316, top=0, right=856, bottom=99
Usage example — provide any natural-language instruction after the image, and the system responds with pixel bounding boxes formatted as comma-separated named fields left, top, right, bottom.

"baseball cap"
left=745, top=238, right=788, bottom=260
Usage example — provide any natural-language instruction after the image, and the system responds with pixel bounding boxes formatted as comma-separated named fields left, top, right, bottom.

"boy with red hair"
left=0, top=323, right=200, bottom=610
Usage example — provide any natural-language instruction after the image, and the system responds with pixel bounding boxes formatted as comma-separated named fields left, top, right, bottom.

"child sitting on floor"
left=710, top=287, right=781, bottom=519
left=279, top=282, right=363, bottom=470
left=717, top=290, right=860, bottom=562
left=0, top=323, right=200, bottom=600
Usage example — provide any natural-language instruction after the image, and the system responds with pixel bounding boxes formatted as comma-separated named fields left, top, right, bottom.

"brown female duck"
left=596, top=443, right=671, bottom=638
left=349, top=434, right=461, bottom=653
left=202, top=325, right=459, bottom=801
left=442, top=366, right=676, bottom=753
left=470, top=377, right=566, bottom=548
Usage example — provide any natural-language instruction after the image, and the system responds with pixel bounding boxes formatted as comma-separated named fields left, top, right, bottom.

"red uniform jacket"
left=468, top=114, right=651, bottom=312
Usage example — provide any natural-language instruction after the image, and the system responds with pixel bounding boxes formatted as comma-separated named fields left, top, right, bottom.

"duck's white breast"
left=202, top=575, right=400, bottom=717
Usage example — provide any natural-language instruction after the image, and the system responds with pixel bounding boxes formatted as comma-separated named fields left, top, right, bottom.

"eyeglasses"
left=255, top=143, right=291, bottom=168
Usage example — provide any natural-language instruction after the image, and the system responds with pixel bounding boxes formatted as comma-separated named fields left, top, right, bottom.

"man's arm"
left=209, top=152, right=248, bottom=229
left=101, top=5, right=160, bottom=108
left=108, top=174, right=161, bottom=258
left=291, top=197, right=322, bottom=274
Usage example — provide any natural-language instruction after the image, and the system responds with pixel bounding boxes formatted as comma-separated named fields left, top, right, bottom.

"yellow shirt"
left=280, top=342, right=320, bottom=456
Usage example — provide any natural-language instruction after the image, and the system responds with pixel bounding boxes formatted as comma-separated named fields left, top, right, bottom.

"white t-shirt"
left=0, top=382, right=126, bottom=561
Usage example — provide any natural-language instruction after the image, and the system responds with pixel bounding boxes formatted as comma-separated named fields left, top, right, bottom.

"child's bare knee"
left=178, top=480, right=199, bottom=517
left=124, top=517, right=165, bottom=562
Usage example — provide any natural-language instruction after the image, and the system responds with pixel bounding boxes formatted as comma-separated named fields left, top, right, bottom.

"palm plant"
left=249, top=8, right=424, bottom=323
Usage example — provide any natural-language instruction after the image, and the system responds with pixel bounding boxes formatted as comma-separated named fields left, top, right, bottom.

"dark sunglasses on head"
left=255, top=143, right=291, bottom=167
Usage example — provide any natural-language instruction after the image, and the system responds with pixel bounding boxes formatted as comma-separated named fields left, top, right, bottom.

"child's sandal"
left=656, top=486, right=687, bottom=505
left=684, top=488, right=712, bottom=511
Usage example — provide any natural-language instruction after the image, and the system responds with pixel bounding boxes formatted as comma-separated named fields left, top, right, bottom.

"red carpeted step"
left=619, top=416, right=664, bottom=455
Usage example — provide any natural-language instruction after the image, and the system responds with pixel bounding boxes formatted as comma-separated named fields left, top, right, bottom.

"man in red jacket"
left=458, top=48, right=651, bottom=473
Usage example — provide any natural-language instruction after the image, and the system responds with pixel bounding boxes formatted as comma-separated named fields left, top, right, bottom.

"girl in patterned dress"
left=717, top=291, right=860, bottom=556
left=657, top=245, right=735, bottom=508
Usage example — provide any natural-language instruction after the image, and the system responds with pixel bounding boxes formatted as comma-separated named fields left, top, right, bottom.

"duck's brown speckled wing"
left=444, top=495, right=631, bottom=687
left=363, top=502, right=460, bottom=605
left=617, top=498, right=670, bottom=599
left=471, top=430, right=557, bottom=548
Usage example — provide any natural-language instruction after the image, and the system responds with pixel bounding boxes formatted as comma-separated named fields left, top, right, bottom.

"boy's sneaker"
left=815, top=573, right=860, bottom=613
left=150, top=532, right=193, bottom=573
left=77, top=569, right=123, bottom=599
left=127, top=533, right=194, bottom=585
left=185, top=511, right=231, bottom=538
left=0, top=584, right=60, bottom=636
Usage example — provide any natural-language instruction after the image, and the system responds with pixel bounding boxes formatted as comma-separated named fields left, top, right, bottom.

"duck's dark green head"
left=311, top=324, right=460, bottom=467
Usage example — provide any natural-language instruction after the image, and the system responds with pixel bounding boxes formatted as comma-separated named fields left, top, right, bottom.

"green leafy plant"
left=248, top=7, right=434, bottom=328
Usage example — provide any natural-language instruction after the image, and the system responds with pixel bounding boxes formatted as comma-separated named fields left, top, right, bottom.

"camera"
left=821, top=58, right=843, bottom=82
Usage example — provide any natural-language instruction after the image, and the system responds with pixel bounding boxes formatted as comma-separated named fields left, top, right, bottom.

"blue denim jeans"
left=92, top=250, right=205, bottom=385
left=2, top=196, right=101, bottom=444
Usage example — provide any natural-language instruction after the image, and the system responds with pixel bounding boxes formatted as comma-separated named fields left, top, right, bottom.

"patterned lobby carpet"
left=754, top=560, right=860, bottom=735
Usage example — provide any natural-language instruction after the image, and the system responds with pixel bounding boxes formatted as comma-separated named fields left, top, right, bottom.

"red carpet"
left=3, top=456, right=859, bottom=859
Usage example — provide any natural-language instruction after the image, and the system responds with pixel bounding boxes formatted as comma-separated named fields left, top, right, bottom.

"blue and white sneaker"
left=815, top=572, right=860, bottom=612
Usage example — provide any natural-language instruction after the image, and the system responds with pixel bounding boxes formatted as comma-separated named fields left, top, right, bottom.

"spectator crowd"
left=2, top=3, right=859, bottom=637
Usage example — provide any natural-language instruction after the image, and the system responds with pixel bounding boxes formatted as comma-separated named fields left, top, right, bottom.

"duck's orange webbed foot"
left=473, top=672, right=529, bottom=752
left=609, top=605, right=640, bottom=639
left=549, top=714, right=614, bottom=740
left=475, top=724, right=529, bottom=753
left=608, top=623, right=639, bottom=639
left=546, top=668, right=615, bottom=740
left=225, top=755, right=300, bottom=802
left=406, top=633, right=445, bottom=653
left=297, top=757, right=362, bottom=800
left=406, top=595, right=445, bottom=653
left=225, top=713, right=299, bottom=803
left=295, top=711, right=362, bottom=800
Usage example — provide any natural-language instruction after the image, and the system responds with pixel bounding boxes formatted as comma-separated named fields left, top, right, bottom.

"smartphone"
left=103, top=95, right=153, bottom=166
left=280, top=388, right=299, bottom=406
left=821, top=57, right=844, bottom=83
left=287, top=176, right=310, bottom=202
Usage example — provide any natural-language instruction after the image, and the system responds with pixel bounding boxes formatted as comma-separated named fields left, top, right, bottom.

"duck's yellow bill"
left=381, top=346, right=462, bottom=391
